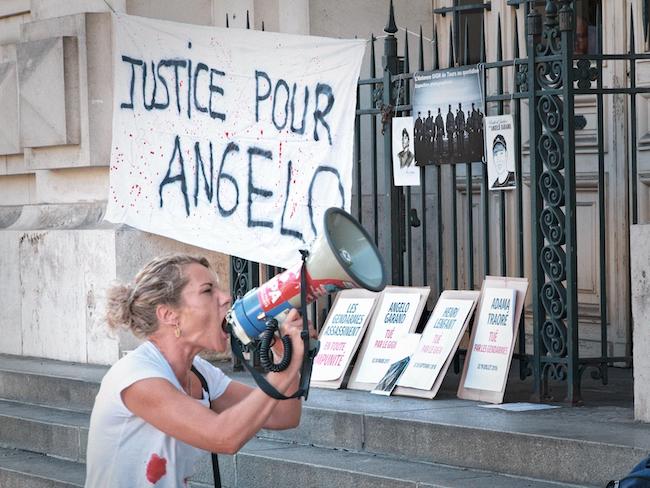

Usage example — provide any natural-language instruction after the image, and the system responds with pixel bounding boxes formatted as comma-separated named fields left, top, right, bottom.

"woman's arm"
left=122, top=361, right=300, bottom=454
left=211, top=374, right=301, bottom=430
left=211, top=309, right=311, bottom=430
left=121, top=311, right=306, bottom=454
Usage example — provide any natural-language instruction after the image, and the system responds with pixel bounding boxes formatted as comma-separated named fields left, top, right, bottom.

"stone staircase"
left=0, top=353, right=647, bottom=487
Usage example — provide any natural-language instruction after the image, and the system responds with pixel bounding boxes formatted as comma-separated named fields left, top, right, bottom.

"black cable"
left=258, top=318, right=292, bottom=372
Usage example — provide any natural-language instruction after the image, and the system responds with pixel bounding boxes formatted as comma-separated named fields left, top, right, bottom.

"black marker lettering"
left=280, top=159, right=303, bottom=241
left=194, top=141, right=214, bottom=206
left=120, top=55, right=143, bottom=109
left=308, top=166, right=344, bottom=235
left=272, top=79, right=289, bottom=130
left=247, top=146, right=274, bottom=229
left=155, top=61, right=170, bottom=109
left=159, top=135, right=189, bottom=216
left=290, top=83, right=308, bottom=134
left=208, top=68, right=225, bottom=121
left=142, top=61, right=157, bottom=110
left=313, top=83, right=334, bottom=145
left=193, top=62, right=209, bottom=113
left=216, top=142, right=239, bottom=217
left=255, top=70, right=271, bottom=122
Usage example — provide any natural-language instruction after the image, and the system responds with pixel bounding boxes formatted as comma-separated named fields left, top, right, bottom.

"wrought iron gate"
left=232, top=0, right=641, bottom=404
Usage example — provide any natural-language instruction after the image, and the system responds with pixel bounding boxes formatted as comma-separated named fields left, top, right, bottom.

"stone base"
left=630, top=224, right=650, bottom=422
left=0, top=202, right=230, bottom=365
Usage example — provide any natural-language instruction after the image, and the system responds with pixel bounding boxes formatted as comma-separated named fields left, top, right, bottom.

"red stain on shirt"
left=146, top=453, right=167, bottom=484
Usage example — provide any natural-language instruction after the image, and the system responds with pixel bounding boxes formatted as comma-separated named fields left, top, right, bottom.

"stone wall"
left=630, top=224, right=650, bottom=422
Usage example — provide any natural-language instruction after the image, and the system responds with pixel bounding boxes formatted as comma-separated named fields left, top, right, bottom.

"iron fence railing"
left=231, top=0, right=639, bottom=404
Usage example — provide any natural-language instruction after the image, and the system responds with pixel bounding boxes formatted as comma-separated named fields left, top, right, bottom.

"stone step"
left=0, top=447, right=85, bottom=488
left=224, top=438, right=596, bottom=488
left=259, top=386, right=649, bottom=486
left=0, top=354, right=644, bottom=486
left=0, top=399, right=89, bottom=462
left=0, top=441, right=596, bottom=488
left=0, top=355, right=104, bottom=412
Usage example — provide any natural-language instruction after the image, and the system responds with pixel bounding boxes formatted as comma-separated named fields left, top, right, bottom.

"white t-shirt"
left=85, top=341, right=231, bottom=487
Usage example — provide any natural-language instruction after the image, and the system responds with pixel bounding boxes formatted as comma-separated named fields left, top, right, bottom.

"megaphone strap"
left=230, top=335, right=304, bottom=400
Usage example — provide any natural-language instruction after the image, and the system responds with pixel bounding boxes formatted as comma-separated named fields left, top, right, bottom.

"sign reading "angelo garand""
left=106, top=14, right=365, bottom=267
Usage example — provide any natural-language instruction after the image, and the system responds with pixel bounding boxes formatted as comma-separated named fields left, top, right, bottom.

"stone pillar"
left=0, top=4, right=231, bottom=365
left=630, top=224, right=650, bottom=422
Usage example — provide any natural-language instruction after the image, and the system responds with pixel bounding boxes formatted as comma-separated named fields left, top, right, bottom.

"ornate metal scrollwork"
left=539, top=170, right=565, bottom=207
left=533, top=3, right=573, bottom=391
left=543, top=362, right=568, bottom=382
left=540, top=207, right=565, bottom=246
left=231, top=256, right=255, bottom=299
left=541, top=281, right=567, bottom=320
left=516, top=64, right=529, bottom=93
left=539, top=132, right=564, bottom=171
left=542, top=319, right=568, bottom=356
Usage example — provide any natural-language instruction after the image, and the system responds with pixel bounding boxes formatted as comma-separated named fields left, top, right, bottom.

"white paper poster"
left=463, top=288, right=517, bottom=392
left=397, top=298, right=474, bottom=390
left=106, top=14, right=365, bottom=268
left=392, top=116, right=420, bottom=187
left=484, top=115, right=516, bottom=191
left=311, top=297, right=375, bottom=382
left=354, top=292, right=422, bottom=384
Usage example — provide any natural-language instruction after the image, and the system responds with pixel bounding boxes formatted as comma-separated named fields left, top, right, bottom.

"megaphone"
left=226, top=207, right=387, bottom=348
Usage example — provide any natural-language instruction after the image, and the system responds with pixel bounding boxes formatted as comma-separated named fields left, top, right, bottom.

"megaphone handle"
left=228, top=251, right=315, bottom=401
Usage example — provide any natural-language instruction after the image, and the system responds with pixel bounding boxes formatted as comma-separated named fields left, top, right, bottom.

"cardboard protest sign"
left=310, top=289, right=378, bottom=389
left=348, top=286, right=430, bottom=391
left=106, top=14, right=365, bottom=268
left=458, top=276, right=529, bottom=404
left=371, top=333, right=421, bottom=396
left=394, top=290, right=479, bottom=399
left=485, top=115, right=516, bottom=190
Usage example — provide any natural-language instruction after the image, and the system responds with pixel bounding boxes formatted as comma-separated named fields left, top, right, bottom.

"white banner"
left=106, top=14, right=365, bottom=267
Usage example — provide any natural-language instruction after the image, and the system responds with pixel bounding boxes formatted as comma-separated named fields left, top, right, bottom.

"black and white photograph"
left=484, top=115, right=516, bottom=190
left=413, top=66, right=485, bottom=165
left=371, top=356, right=411, bottom=396
left=392, top=116, right=420, bottom=186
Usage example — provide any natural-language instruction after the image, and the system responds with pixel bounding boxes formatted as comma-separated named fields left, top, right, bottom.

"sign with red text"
left=462, top=287, right=517, bottom=392
left=397, top=297, right=475, bottom=391
left=106, top=14, right=365, bottom=268
left=311, top=294, right=376, bottom=383
left=349, top=287, right=429, bottom=390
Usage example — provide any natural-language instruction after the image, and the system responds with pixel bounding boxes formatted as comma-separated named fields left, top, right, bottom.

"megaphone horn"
left=226, top=207, right=387, bottom=346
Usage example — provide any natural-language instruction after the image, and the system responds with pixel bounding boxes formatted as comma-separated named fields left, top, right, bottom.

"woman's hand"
left=271, top=309, right=317, bottom=375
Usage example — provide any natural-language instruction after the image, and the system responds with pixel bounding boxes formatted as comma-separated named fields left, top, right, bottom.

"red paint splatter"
left=146, top=453, right=167, bottom=483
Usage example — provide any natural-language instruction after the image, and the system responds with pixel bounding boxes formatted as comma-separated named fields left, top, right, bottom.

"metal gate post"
left=530, top=0, right=581, bottom=404
left=382, top=1, right=404, bottom=285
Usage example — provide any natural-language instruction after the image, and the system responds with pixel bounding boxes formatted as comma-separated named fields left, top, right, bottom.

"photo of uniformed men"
left=412, top=66, right=485, bottom=165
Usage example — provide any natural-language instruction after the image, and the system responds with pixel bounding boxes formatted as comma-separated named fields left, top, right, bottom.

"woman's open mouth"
left=221, top=318, right=229, bottom=334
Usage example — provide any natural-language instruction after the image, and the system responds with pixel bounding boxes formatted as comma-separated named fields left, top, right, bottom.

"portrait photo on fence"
left=413, top=66, right=485, bottom=166
left=484, top=114, right=516, bottom=190
left=392, top=116, right=420, bottom=186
